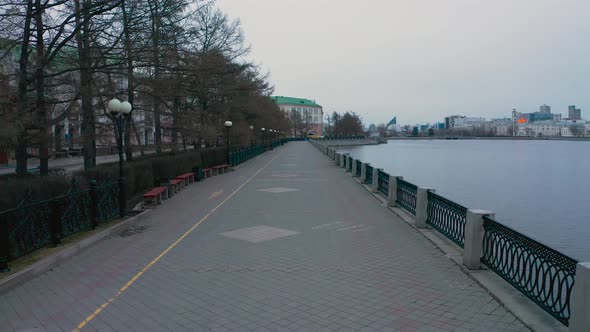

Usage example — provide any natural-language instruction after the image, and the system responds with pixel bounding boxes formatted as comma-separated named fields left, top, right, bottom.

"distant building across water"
left=271, top=96, right=323, bottom=137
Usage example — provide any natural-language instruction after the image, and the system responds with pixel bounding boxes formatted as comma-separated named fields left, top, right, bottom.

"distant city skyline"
left=215, top=0, right=590, bottom=126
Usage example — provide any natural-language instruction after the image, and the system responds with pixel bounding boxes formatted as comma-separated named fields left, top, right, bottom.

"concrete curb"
left=349, top=164, right=564, bottom=332
left=0, top=210, right=151, bottom=295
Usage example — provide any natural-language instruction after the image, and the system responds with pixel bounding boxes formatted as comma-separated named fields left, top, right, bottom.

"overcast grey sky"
left=216, top=0, right=590, bottom=125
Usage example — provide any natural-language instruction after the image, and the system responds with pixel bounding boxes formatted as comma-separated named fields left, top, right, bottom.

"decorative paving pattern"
left=220, top=225, right=300, bottom=243
left=256, top=187, right=300, bottom=193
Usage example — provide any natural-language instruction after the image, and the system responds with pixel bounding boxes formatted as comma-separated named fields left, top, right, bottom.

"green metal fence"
left=365, top=165, right=373, bottom=185
left=377, top=169, right=389, bottom=197
left=355, top=160, right=362, bottom=177
left=482, top=217, right=578, bottom=326
left=229, top=144, right=265, bottom=166
left=0, top=177, right=119, bottom=270
left=396, top=178, right=417, bottom=215
left=426, top=192, right=467, bottom=248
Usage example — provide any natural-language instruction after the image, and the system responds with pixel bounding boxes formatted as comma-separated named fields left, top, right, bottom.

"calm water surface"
left=339, top=140, right=590, bottom=261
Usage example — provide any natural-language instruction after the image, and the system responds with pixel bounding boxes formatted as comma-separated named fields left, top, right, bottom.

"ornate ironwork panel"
left=60, top=190, right=93, bottom=237
left=2, top=192, right=52, bottom=260
left=377, top=169, right=389, bottom=197
left=482, top=217, right=578, bottom=326
left=96, top=177, right=120, bottom=224
left=426, top=192, right=467, bottom=247
left=396, top=179, right=417, bottom=215
left=364, top=165, right=373, bottom=185
left=355, top=160, right=362, bottom=177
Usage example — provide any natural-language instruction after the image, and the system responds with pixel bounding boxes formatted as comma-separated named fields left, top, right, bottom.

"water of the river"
left=338, top=139, right=590, bottom=261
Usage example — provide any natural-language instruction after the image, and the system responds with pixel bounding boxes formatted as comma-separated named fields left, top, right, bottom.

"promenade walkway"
left=0, top=142, right=528, bottom=331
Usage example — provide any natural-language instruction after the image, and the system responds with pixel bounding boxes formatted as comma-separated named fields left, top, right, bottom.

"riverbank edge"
left=347, top=173, right=566, bottom=332
left=386, top=136, right=590, bottom=141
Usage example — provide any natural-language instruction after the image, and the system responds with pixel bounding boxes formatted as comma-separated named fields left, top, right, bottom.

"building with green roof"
left=271, top=96, right=324, bottom=137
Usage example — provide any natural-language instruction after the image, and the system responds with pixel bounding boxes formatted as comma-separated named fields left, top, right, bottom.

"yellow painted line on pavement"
left=209, top=190, right=222, bottom=199
left=74, top=151, right=282, bottom=332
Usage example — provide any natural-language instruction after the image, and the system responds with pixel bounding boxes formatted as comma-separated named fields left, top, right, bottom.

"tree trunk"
left=151, top=0, right=162, bottom=154
left=122, top=0, right=134, bottom=162
left=35, top=0, right=49, bottom=175
left=15, top=0, right=33, bottom=178
left=75, top=0, right=96, bottom=169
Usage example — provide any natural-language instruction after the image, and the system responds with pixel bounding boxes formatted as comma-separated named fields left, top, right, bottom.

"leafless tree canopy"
left=0, top=0, right=290, bottom=177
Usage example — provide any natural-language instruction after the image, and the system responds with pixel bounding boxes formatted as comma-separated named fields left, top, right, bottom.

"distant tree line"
left=0, top=0, right=290, bottom=177
left=324, top=111, right=364, bottom=137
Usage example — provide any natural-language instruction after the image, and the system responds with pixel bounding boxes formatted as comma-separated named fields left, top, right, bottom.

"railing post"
left=570, top=262, right=590, bottom=331
left=360, top=163, right=369, bottom=183
left=351, top=159, right=358, bottom=177
left=335, top=152, right=341, bottom=166
left=371, top=168, right=380, bottom=192
left=0, top=213, right=10, bottom=272
left=89, top=179, right=98, bottom=229
left=49, top=200, right=63, bottom=246
left=463, top=210, right=494, bottom=270
left=415, top=187, right=435, bottom=228
left=343, top=153, right=350, bottom=171
left=339, top=153, right=345, bottom=168
left=387, top=176, right=402, bottom=207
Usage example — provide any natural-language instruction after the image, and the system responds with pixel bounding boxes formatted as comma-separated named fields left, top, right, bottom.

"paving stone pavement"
left=0, top=142, right=530, bottom=331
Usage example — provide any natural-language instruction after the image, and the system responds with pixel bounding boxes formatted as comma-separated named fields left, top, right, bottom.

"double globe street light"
left=108, top=98, right=132, bottom=218
left=225, top=121, right=233, bottom=165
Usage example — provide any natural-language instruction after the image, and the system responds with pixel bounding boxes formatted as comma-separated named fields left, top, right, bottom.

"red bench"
left=202, top=168, right=212, bottom=178
left=176, top=172, right=196, bottom=186
left=212, top=164, right=230, bottom=175
left=143, top=187, right=168, bottom=208
left=170, top=178, right=183, bottom=193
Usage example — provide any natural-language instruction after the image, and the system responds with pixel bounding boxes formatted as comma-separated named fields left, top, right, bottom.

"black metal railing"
left=347, top=156, right=353, bottom=172
left=365, top=164, right=373, bottom=185
left=377, top=169, right=389, bottom=197
left=396, top=179, right=417, bottom=215
left=355, top=160, right=362, bottom=177
left=481, top=217, right=578, bottom=326
left=426, top=192, right=467, bottom=248
left=0, top=177, right=120, bottom=268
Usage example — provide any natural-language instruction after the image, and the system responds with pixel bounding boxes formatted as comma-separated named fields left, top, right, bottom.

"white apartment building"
left=271, top=96, right=323, bottom=136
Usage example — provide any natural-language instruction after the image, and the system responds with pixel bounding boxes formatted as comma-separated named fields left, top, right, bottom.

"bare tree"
left=569, top=124, right=585, bottom=137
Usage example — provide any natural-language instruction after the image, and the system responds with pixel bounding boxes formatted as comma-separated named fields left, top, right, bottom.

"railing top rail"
left=483, top=216, right=579, bottom=270
left=427, top=191, right=467, bottom=212
left=397, top=178, right=417, bottom=190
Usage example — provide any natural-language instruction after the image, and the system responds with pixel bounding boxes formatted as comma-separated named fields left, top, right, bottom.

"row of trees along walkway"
left=0, top=1, right=290, bottom=177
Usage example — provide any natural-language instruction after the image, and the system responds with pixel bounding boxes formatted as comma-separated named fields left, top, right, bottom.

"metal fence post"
left=570, top=262, right=590, bottom=331
left=0, top=214, right=10, bottom=272
left=463, top=210, right=494, bottom=270
left=89, top=179, right=98, bottom=229
left=335, top=152, right=341, bottom=166
left=360, top=163, right=369, bottom=183
left=387, top=176, right=402, bottom=207
left=371, top=168, right=380, bottom=192
left=49, top=200, right=63, bottom=246
left=343, top=153, right=350, bottom=171
left=415, top=187, right=435, bottom=228
left=351, top=159, right=358, bottom=177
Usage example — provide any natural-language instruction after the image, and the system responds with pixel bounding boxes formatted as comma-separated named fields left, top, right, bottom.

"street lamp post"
left=249, top=125, right=254, bottom=145
left=225, top=121, right=233, bottom=165
left=268, top=129, right=273, bottom=150
left=108, top=98, right=132, bottom=218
